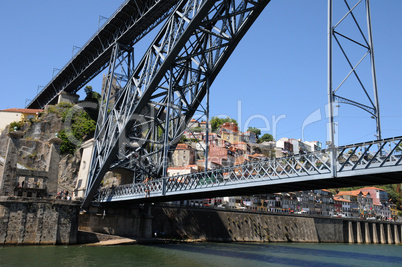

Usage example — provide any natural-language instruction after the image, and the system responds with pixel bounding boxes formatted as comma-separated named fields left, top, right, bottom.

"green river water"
left=1, top=242, right=401, bottom=266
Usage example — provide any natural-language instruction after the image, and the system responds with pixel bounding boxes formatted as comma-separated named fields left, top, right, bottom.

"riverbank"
left=80, top=205, right=402, bottom=245
left=2, top=199, right=402, bottom=246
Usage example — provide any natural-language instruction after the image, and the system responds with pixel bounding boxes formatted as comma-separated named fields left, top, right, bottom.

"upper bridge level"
left=27, top=0, right=180, bottom=109
left=95, top=136, right=402, bottom=205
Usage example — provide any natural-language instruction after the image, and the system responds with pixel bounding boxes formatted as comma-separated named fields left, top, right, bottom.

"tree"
left=210, top=116, right=237, bottom=132
left=247, top=127, right=261, bottom=139
left=84, top=86, right=101, bottom=103
left=258, top=133, right=274, bottom=143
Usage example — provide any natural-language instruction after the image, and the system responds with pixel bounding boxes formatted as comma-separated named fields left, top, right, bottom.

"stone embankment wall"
left=152, top=206, right=402, bottom=244
left=0, top=197, right=79, bottom=245
left=78, top=204, right=153, bottom=238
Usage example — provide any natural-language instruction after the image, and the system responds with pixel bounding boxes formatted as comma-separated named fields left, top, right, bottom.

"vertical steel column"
left=162, top=66, right=174, bottom=177
left=102, top=43, right=120, bottom=126
left=366, top=0, right=381, bottom=140
left=204, top=77, right=210, bottom=171
left=328, top=0, right=337, bottom=176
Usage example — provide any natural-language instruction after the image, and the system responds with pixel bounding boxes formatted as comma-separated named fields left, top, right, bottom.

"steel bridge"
left=22, top=0, right=400, bottom=208
left=96, top=136, right=402, bottom=204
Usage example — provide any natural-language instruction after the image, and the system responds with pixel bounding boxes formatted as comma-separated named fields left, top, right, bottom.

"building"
left=314, top=189, right=334, bottom=216
left=0, top=108, right=43, bottom=132
left=220, top=122, right=240, bottom=144
left=167, top=165, right=200, bottom=177
left=242, top=131, right=257, bottom=144
left=172, top=144, right=195, bottom=167
left=304, top=141, right=322, bottom=151
left=208, top=146, right=235, bottom=167
left=359, top=187, right=388, bottom=206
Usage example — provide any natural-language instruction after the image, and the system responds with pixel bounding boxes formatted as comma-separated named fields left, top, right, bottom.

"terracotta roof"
left=248, top=154, right=265, bottom=159
left=334, top=196, right=350, bottom=202
left=336, top=190, right=370, bottom=197
left=336, top=191, right=359, bottom=197
left=360, top=187, right=386, bottom=192
left=176, top=144, right=191, bottom=150
left=1, top=108, right=43, bottom=114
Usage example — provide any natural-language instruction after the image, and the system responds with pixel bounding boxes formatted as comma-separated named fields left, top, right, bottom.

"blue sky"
left=0, top=0, right=401, bottom=147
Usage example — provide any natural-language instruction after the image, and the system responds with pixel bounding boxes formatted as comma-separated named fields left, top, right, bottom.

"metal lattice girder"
left=27, top=0, right=180, bottom=109
left=328, top=0, right=381, bottom=140
left=83, top=0, right=272, bottom=208
left=96, top=136, right=402, bottom=203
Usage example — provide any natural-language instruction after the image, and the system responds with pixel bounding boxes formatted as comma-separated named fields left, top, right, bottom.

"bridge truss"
left=23, top=0, right=391, bottom=208
left=82, top=0, right=272, bottom=208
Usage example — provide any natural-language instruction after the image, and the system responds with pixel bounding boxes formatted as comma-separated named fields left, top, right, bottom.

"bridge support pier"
left=387, top=224, right=394, bottom=244
left=364, top=222, right=371, bottom=244
left=380, top=224, right=386, bottom=244
left=348, top=221, right=354, bottom=243
left=142, top=204, right=153, bottom=238
left=372, top=223, right=379, bottom=244
left=395, top=225, right=401, bottom=244
left=356, top=222, right=363, bottom=243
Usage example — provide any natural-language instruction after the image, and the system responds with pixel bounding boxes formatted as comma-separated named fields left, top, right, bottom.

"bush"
left=9, top=121, right=24, bottom=131
left=59, top=107, right=97, bottom=154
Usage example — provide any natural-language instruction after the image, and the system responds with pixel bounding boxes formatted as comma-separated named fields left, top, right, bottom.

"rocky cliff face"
left=0, top=110, right=83, bottom=193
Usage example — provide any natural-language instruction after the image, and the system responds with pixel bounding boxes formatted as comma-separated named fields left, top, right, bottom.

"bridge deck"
left=27, top=0, right=179, bottom=109
left=94, top=136, right=402, bottom=205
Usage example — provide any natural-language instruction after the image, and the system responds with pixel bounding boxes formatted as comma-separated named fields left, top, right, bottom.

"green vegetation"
left=59, top=107, right=96, bottom=154
left=178, top=135, right=187, bottom=143
left=48, top=101, right=97, bottom=155
left=192, top=126, right=204, bottom=132
left=9, top=121, right=24, bottom=131
left=210, top=116, right=237, bottom=132
left=84, top=86, right=101, bottom=103
left=258, top=133, right=274, bottom=143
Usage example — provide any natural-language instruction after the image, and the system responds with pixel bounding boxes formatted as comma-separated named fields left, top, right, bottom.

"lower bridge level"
left=92, top=136, right=402, bottom=205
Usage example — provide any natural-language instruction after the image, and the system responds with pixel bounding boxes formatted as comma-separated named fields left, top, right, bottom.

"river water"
left=1, top=242, right=401, bottom=266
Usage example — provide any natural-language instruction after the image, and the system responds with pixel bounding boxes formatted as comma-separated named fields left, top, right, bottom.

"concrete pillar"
left=380, top=223, right=386, bottom=244
left=356, top=222, right=363, bottom=243
left=348, top=221, right=354, bottom=243
left=142, top=204, right=153, bottom=238
left=394, top=224, right=400, bottom=244
left=364, top=222, right=371, bottom=244
left=46, top=137, right=63, bottom=197
left=400, top=225, right=402, bottom=244
left=0, top=131, right=23, bottom=196
left=387, top=224, right=394, bottom=244
left=372, top=223, right=379, bottom=244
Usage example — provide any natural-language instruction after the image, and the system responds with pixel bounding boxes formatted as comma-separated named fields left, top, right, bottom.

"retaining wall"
left=152, top=206, right=401, bottom=244
left=0, top=197, right=79, bottom=245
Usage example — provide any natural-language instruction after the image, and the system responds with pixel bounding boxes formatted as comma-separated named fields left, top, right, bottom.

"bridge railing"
left=335, top=136, right=402, bottom=173
left=95, top=149, right=334, bottom=202
left=95, top=136, right=402, bottom=203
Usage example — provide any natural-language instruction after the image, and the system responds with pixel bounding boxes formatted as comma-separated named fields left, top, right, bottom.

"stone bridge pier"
left=347, top=220, right=401, bottom=244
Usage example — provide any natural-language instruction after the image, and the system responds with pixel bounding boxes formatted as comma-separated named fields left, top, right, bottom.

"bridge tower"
left=327, top=0, right=382, bottom=152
